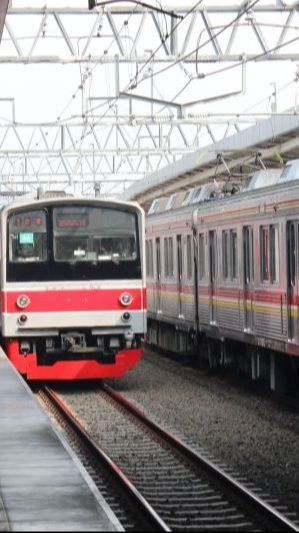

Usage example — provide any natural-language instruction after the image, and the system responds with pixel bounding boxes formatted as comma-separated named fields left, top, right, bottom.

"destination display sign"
left=56, top=213, right=89, bottom=228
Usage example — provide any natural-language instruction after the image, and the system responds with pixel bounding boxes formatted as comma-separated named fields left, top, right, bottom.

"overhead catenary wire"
left=84, top=0, right=260, bottom=119
left=89, top=0, right=183, bottom=19
left=9, top=0, right=297, bottom=194
left=33, top=0, right=206, bottom=176
left=128, top=0, right=261, bottom=89
left=34, top=0, right=286, bottom=191
left=84, top=0, right=205, bottom=117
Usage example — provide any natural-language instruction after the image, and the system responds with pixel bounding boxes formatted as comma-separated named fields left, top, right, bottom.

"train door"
left=208, top=230, right=217, bottom=323
left=155, top=237, right=161, bottom=312
left=176, top=235, right=183, bottom=317
left=286, top=221, right=299, bottom=341
left=243, top=226, right=254, bottom=331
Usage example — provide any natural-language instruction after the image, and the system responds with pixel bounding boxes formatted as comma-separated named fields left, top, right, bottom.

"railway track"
left=40, top=384, right=299, bottom=532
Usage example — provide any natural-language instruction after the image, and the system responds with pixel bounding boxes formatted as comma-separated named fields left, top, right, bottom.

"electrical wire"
left=85, top=0, right=205, bottom=117
left=18, top=0, right=298, bottom=192
left=129, top=0, right=261, bottom=89
left=127, top=0, right=205, bottom=92
left=91, top=0, right=182, bottom=19
left=202, top=34, right=299, bottom=81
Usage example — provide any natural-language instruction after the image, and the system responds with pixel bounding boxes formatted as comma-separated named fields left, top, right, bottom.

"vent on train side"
left=181, top=189, right=194, bottom=206
left=165, top=193, right=177, bottom=210
left=245, top=169, right=282, bottom=191
left=148, top=197, right=168, bottom=214
left=190, top=183, right=216, bottom=204
left=278, top=158, right=299, bottom=183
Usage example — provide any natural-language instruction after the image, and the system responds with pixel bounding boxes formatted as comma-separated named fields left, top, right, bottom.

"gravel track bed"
left=105, top=350, right=299, bottom=517
left=55, top=348, right=299, bottom=521
left=55, top=388, right=260, bottom=531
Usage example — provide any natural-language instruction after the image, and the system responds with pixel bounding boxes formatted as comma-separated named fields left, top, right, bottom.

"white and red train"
left=0, top=194, right=146, bottom=380
left=146, top=161, right=299, bottom=391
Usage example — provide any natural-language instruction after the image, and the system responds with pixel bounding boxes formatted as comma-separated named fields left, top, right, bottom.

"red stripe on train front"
left=2, top=288, right=146, bottom=313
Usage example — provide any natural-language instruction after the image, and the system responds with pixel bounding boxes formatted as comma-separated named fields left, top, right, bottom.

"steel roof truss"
left=53, top=12, right=76, bottom=57
left=106, top=11, right=125, bottom=56
left=201, top=9, right=222, bottom=56
left=150, top=12, right=170, bottom=56
left=28, top=13, right=48, bottom=59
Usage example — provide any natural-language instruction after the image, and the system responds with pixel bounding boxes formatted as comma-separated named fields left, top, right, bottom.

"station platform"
left=0, top=349, right=122, bottom=532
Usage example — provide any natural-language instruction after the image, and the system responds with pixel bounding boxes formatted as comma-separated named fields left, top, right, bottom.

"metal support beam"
left=0, top=0, right=9, bottom=42
left=1, top=4, right=299, bottom=63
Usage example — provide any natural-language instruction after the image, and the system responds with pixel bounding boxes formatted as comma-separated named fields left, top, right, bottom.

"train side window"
left=147, top=239, right=153, bottom=277
left=164, top=238, right=169, bottom=277
left=243, top=226, right=254, bottom=283
left=222, top=231, right=229, bottom=279
left=187, top=235, right=192, bottom=279
left=260, top=225, right=279, bottom=283
left=198, top=233, right=205, bottom=280
left=169, top=237, right=174, bottom=277
left=270, top=225, right=279, bottom=283
left=288, top=223, right=296, bottom=287
left=150, top=240, right=154, bottom=277
left=146, top=241, right=149, bottom=275
left=156, top=238, right=161, bottom=280
left=230, top=230, right=238, bottom=280
left=260, top=226, right=270, bottom=282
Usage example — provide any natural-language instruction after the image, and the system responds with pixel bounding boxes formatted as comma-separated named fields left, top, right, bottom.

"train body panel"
left=0, top=195, right=146, bottom=380
left=146, top=172, right=299, bottom=386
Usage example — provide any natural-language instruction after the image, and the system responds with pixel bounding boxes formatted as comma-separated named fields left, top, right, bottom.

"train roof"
left=147, top=158, right=299, bottom=217
left=0, top=191, right=143, bottom=215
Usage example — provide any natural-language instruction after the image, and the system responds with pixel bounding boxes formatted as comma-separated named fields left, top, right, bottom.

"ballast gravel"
left=106, top=349, right=299, bottom=516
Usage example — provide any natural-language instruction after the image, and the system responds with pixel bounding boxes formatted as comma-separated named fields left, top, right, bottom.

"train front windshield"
left=53, top=207, right=137, bottom=263
left=7, top=205, right=141, bottom=282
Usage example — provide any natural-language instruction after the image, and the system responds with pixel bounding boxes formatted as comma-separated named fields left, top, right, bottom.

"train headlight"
left=16, top=295, right=30, bottom=309
left=122, top=312, right=131, bottom=322
left=119, top=293, right=133, bottom=306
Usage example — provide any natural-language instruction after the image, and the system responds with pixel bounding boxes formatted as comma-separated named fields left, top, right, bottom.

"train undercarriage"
left=147, top=318, right=299, bottom=395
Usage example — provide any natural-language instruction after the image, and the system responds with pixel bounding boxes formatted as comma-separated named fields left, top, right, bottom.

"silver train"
left=146, top=159, right=299, bottom=393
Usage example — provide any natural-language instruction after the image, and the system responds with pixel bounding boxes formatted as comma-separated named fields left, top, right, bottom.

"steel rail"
left=41, top=386, right=170, bottom=533
left=102, top=382, right=299, bottom=532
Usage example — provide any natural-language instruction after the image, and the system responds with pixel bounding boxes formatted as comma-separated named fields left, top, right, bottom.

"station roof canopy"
left=123, top=114, right=299, bottom=210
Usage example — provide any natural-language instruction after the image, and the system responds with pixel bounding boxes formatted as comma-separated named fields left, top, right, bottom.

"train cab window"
left=7, top=204, right=141, bottom=282
left=53, top=207, right=137, bottom=263
left=198, top=233, right=205, bottom=280
left=260, top=225, right=279, bottom=283
left=8, top=210, right=48, bottom=263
